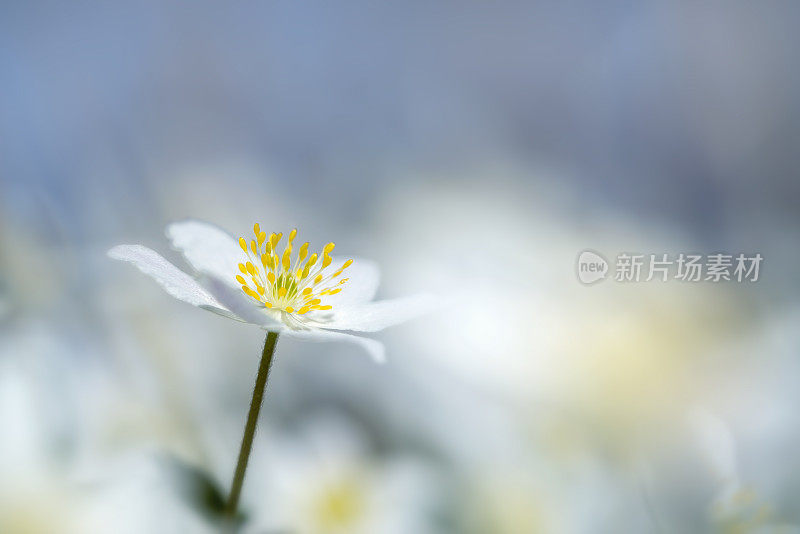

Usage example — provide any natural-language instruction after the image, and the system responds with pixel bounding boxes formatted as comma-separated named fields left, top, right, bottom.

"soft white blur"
left=2, top=2, right=800, bottom=532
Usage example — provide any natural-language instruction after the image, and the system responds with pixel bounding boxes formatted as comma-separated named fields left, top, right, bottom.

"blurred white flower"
left=0, top=358, right=85, bottom=534
left=451, top=445, right=657, bottom=534
left=109, top=220, right=435, bottom=362
left=456, top=469, right=561, bottom=534
left=242, top=415, right=441, bottom=534
left=689, top=408, right=796, bottom=533
left=78, top=453, right=218, bottom=534
left=0, top=327, right=214, bottom=534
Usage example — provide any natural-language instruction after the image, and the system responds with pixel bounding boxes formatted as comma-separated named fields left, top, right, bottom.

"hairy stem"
left=225, top=331, right=279, bottom=518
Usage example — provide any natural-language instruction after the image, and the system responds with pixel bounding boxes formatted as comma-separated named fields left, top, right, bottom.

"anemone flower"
left=109, top=220, right=434, bottom=523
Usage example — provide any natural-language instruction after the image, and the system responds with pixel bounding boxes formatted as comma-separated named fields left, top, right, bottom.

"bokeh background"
left=2, top=2, right=800, bottom=532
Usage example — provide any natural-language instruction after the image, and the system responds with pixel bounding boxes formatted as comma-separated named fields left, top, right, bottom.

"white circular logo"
left=576, top=250, right=608, bottom=285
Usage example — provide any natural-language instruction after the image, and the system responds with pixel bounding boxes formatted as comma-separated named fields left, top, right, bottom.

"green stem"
left=225, top=331, right=279, bottom=518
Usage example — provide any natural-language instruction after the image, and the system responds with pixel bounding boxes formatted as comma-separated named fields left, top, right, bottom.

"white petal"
left=202, top=276, right=284, bottom=330
left=281, top=329, right=386, bottom=363
left=108, top=245, right=237, bottom=320
left=322, top=256, right=380, bottom=307
left=166, top=219, right=243, bottom=287
left=321, top=294, right=438, bottom=332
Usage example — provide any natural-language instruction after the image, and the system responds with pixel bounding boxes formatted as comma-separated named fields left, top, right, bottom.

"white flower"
left=108, top=220, right=434, bottom=362
left=0, top=326, right=213, bottom=534
left=241, top=415, right=441, bottom=534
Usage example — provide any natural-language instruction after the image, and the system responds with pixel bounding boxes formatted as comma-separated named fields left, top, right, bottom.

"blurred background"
left=2, top=1, right=800, bottom=532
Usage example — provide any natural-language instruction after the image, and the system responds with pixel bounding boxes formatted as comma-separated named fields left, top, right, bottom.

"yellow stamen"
left=282, top=248, right=292, bottom=270
left=236, top=226, right=352, bottom=315
left=242, top=286, right=261, bottom=301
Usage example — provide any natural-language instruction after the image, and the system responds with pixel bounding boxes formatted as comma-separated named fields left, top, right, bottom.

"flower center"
left=312, top=479, right=365, bottom=530
left=235, top=224, right=352, bottom=314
